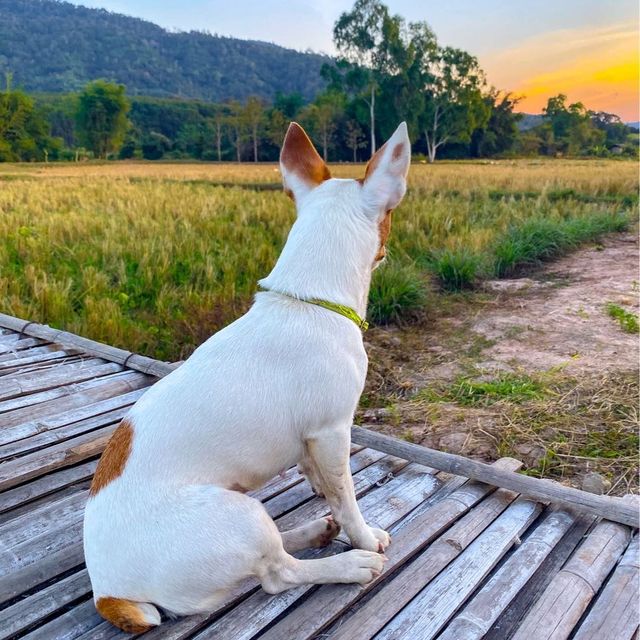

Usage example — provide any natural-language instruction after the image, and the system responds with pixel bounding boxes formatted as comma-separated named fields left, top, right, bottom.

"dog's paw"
left=309, top=516, right=341, bottom=547
left=340, top=549, right=387, bottom=585
left=351, top=526, right=391, bottom=553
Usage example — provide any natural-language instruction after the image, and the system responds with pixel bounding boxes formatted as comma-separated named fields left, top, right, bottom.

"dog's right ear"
left=280, top=122, right=331, bottom=201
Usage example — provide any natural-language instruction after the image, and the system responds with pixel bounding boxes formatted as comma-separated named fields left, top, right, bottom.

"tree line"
left=1, top=0, right=637, bottom=163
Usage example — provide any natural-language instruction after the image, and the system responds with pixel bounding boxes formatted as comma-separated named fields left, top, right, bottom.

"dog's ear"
left=280, top=122, right=331, bottom=201
left=361, top=122, right=411, bottom=213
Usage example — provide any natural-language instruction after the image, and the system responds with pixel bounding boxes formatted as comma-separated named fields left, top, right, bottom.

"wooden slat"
left=438, top=507, right=577, bottom=640
left=0, top=355, right=84, bottom=379
left=0, top=371, right=150, bottom=438
left=0, top=422, right=117, bottom=491
left=0, top=569, right=91, bottom=640
left=483, top=512, right=597, bottom=640
left=572, top=534, right=639, bottom=640
left=0, top=460, right=94, bottom=515
left=329, top=480, right=525, bottom=640
left=0, top=337, right=46, bottom=354
left=350, top=427, right=640, bottom=527
left=510, top=519, right=632, bottom=640
left=261, top=459, right=523, bottom=640
left=0, top=344, right=60, bottom=363
left=21, top=599, right=103, bottom=640
left=0, top=313, right=178, bottom=379
left=0, top=405, right=131, bottom=461
left=0, top=360, right=121, bottom=402
left=0, top=349, right=79, bottom=374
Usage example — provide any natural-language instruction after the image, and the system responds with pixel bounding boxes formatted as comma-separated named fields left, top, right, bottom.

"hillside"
left=0, top=0, right=329, bottom=101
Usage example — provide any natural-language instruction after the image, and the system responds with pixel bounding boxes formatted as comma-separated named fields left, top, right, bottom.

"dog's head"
left=279, top=122, right=411, bottom=270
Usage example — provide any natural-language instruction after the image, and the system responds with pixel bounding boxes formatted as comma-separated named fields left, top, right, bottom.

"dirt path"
left=363, top=233, right=639, bottom=492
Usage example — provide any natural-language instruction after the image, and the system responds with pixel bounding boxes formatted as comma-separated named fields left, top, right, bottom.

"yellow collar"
left=259, top=286, right=369, bottom=332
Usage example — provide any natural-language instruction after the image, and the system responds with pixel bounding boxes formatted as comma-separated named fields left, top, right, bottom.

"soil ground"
left=361, top=233, right=639, bottom=494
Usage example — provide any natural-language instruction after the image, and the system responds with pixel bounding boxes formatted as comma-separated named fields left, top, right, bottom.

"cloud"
left=481, top=22, right=639, bottom=119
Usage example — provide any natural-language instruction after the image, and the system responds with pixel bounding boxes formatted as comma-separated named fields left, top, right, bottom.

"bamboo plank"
left=329, top=485, right=525, bottom=640
left=0, top=337, right=45, bottom=353
left=0, top=355, right=84, bottom=379
left=261, top=459, right=523, bottom=640
left=0, top=313, right=177, bottom=379
left=0, top=371, right=150, bottom=437
left=0, top=344, right=60, bottom=363
left=0, top=360, right=121, bottom=402
left=375, top=498, right=542, bottom=640
left=350, top=427, right=640, bottom=527
left=572, top=534, right=639, bottom=640
left=484, top=511, right=596, bottom=640
left=510, top=519, right=632, bottom=640
left=0, top=350, right=78, bottom=374
left=21, top=599, right=103, bottom=640
left=0, top=541, right=85, bottom=606
left=0, top=490, right=87, bottom=552
left=438, top=507, right=577, bottom=640
left=0, top=569, right=90, bottom=640
left=0, top=405, right=131, bottom=461
left=0, top=422, right=117, bottom=491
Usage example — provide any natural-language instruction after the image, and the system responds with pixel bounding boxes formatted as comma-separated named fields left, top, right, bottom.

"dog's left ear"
left=361, top=122, right=411, bottom=213
left=280, top=122, right=331, bottom=201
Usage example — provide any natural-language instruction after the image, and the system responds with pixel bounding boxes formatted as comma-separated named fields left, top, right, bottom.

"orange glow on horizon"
left=482, top=22, right=639, bottom=120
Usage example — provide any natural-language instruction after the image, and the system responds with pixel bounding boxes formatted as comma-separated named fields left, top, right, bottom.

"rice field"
left=1, top=159, right=637, bottom=360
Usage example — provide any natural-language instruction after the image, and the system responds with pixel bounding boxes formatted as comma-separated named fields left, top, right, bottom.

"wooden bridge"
left=0, top=312, right=638, bottom=639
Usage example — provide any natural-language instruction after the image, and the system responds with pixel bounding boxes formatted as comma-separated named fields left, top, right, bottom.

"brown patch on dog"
left=375, top=210, right=393, bottom=261
left=89, top=419, right=134, bottom=496
left=281, top=122, right=330, bottom=198
left=96, top=597, right=155, bottom=634
left=392, top=142, right=406, bottom=162
left=362, top=139, right=389, bottom=182
left=228, top=482, right=249, bottom=493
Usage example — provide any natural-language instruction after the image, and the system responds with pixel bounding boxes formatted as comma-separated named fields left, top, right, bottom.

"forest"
left=0, top=0, right=638, bottom=163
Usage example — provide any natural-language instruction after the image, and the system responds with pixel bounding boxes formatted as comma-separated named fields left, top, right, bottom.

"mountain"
left=0, top=0, right=329, bottom=101
left=626, top=122, right=639, bottom=131
left=517, top=114, right=544, bottom=131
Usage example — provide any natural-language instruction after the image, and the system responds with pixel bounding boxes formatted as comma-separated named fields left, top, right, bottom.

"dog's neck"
left=258, top=186, right=377, bottom=319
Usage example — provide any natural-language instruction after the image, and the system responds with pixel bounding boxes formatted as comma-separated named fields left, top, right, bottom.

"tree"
left=333, top=0, right=398, bottom=153
left=75, top=80, right=130, bottom=158
left=301, top=91, right=345, bottom=161
left=471, top=91, right=522, bottom=157
left=242, top=97, right=265, bottom=162
left=226, top=100, right=246, bottom=162
left=419, top=47, right=489, bottom=162
left=0, top=74, right=57, bottom=161
left=345, top=119, right=367, bottom=161
left=542, top=95, right=605, bottom=155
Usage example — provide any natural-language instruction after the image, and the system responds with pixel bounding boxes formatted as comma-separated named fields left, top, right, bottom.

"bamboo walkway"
left=0, top=314, right=637, bottom=640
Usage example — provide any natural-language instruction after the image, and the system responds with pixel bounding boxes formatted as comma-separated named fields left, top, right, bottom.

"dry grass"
left=1, top=159, right=637, bottom=360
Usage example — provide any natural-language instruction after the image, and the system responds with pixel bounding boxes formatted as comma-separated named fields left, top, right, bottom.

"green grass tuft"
left=493, top=211, right=630, bottom=277
left=606, top=303, right=639, bottom=333
left=368, top=262, right=428, bottom=325
left=422, top=373, right=544, bottom=406
left=429, top=248, right=484, bottom=291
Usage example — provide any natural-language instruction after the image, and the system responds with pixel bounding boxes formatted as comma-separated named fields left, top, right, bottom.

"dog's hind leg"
left=305, top=425, right=391, bottom=553
left=258, top=547, right=385, bottom=594
left=280, top=517, right=340, bottom=553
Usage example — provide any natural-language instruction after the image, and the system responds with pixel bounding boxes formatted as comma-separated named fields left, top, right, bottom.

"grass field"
left=1, top=159, right=636, bottom=360
left=2, top=158, right=638, bottom=489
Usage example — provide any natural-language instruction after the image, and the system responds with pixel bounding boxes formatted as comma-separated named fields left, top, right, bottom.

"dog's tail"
left=96, top=596, right=161, bottom=633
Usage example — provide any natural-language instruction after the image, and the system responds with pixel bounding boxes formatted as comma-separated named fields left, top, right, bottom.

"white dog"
left=83, top=121, right=411, bottom=633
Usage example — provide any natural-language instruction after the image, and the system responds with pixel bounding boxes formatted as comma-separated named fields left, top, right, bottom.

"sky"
left=69, top=0, right=639, bottom=120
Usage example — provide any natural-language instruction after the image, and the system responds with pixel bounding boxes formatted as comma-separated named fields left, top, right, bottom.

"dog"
left=83, top=121, right=411, bottom=633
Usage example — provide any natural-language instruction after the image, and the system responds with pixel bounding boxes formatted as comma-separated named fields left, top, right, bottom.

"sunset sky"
left=69, top=0, right=639, bottom=120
